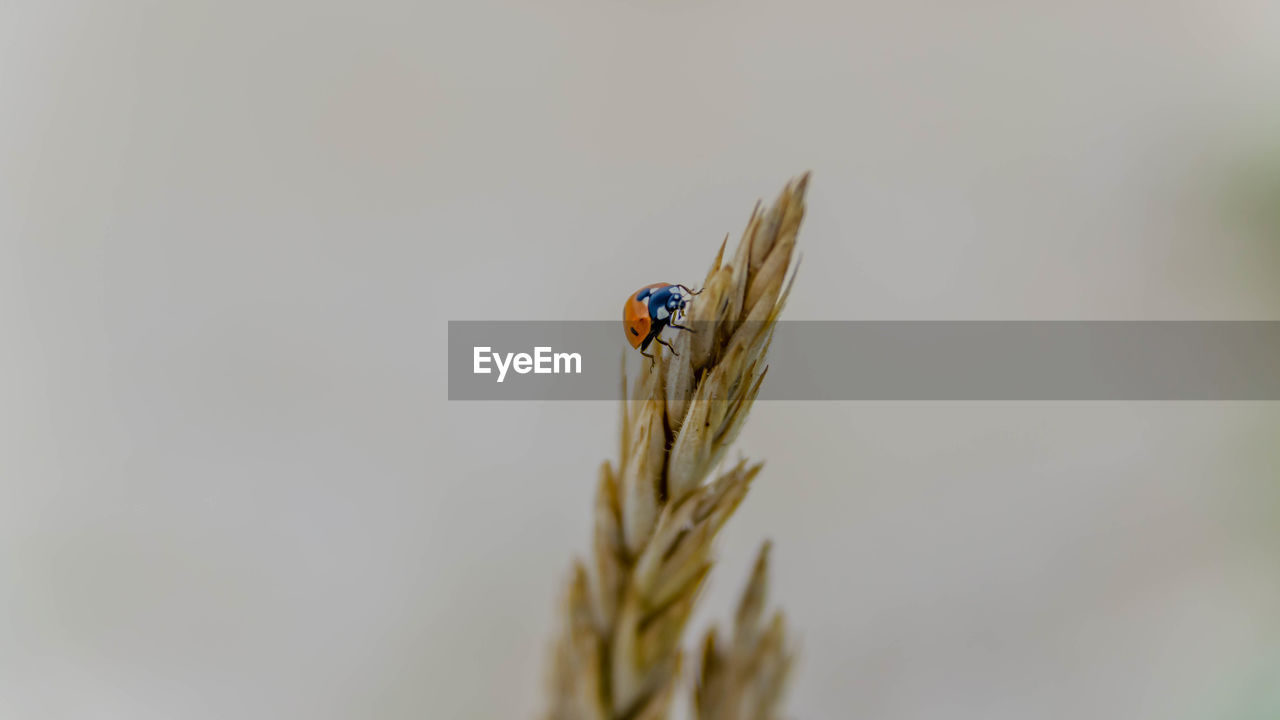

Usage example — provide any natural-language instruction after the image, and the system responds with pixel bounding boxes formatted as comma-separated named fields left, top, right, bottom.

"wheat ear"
left=546, top=174, right=809, bottom=720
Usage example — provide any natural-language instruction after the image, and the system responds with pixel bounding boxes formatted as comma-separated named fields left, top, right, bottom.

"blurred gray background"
left=3, top=1, right=1279, bottom=718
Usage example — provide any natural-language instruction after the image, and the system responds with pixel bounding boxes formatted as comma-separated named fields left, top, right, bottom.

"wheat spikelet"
left=694, top=541, right=793, bottom=720
left=546, top=174, right=809, bottom=720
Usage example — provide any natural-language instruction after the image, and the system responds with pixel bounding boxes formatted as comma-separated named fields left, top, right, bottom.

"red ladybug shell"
left=623, top=282, right=669, bottom=349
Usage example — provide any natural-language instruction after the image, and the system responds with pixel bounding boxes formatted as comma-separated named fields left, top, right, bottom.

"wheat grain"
left=545, top=174, right=808, bottom=720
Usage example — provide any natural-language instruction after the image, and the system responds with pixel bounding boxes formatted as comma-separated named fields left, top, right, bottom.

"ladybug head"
left=664, top=286, right=690, bottom=321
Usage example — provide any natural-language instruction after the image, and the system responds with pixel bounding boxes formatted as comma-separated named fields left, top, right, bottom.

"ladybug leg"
left=639, top=333, right=659, bottom=369
left=668, top=320, right=695, bottom=333
left=676, top=284, right=702, bottom=296
left=654, top=336, right=680, bottom=357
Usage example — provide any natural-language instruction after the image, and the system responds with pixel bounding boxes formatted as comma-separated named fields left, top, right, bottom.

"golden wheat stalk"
left=545, top=174, right=808, bottom=720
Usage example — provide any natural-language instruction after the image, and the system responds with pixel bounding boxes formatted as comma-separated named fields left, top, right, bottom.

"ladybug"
left=623, top=283, right=701, bottom=364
